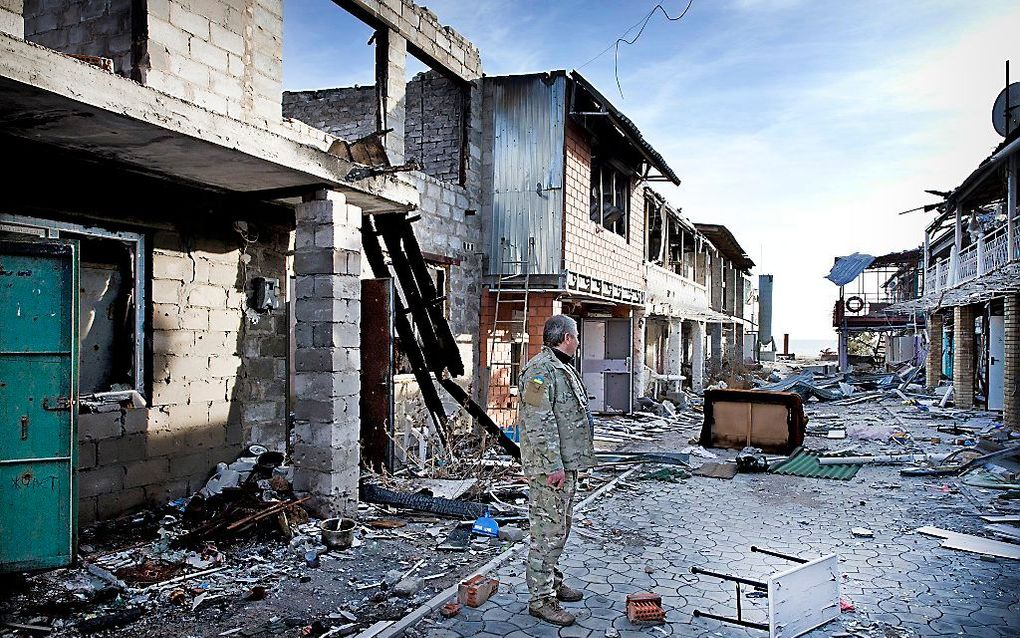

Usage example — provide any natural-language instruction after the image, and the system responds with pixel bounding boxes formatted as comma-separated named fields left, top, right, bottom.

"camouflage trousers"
left=526, top=470, right=577, bottom=604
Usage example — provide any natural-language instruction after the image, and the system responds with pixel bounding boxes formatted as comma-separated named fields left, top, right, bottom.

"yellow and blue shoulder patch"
left=523, top=374, right=547, bottom=407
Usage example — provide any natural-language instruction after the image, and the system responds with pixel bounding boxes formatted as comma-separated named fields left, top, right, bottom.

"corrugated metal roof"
left=770, top=447, right=861, bottom=480
left=826, top=252, right=875, bottom=286
left=569, top=71, right=681, bottom=185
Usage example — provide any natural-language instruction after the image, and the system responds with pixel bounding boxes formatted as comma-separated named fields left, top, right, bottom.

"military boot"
left=528, top=599, right=576, bottom=626
left=556, top=583, right=584, bottom=602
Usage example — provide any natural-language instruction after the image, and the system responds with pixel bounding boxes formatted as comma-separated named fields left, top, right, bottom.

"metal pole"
left=690, top=566, right=767, bottom=590
left=1008, top=155, right=1017, bottom=261
left=751, top=545, right=808, bottom=563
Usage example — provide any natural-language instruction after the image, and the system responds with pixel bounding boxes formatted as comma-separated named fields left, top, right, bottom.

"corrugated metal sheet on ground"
left=770, top=447, right=861, bottom=480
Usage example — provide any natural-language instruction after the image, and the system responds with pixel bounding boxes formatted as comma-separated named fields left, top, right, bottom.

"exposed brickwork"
left=405, top=70, right=464, bottom=184
left=953, top=304, right=976, bottom=409
left=24, top=0, right=134, bottom=76
left=927, top=311, right=944, bottom=387
left=283, top=86, right=378, bottom=143
left=77, top=223, right=290, bottom=524
left=1005, top=295, right=1019, bottom=428
left=345, top=0, right=482, bottom=82
left=562, top=120, right=645, bottom=292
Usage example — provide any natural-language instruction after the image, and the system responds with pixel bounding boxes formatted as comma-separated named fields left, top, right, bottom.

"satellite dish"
left=992, top=82, right=1020, bottom=137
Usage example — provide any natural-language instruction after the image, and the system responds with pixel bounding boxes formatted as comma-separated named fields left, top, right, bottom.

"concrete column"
left=292, top=190, right=362, bottom=518
left=709, top=322, right=722, bottom=377
left=953, top=304, right=976, bottom=409
left=690, top=321, right=705, bottom=392
left=926, top=312, right=943, bottom=387
left=665, top=318, right=682, bottom=378
left=375, top=29, right=406, bottom=164
left=632, top=307, right=647, bottom=402
left=1005, top=295, right=1019, bottom=429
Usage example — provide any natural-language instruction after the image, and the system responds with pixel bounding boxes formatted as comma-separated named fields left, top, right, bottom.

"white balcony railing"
left=925, top=221, right=1019, bottom=294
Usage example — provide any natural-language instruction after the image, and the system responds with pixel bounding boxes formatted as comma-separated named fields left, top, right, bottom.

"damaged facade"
left=642, top=191, right=756, bottom=399
left=905, top=130, right=1019, bottom=426
left=0, top=0, right=483, bottom=570
left=0, top=0, right=761, bottom=572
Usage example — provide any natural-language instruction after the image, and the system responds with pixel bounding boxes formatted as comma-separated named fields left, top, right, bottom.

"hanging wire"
left=576, top=0, right=695, bottom=99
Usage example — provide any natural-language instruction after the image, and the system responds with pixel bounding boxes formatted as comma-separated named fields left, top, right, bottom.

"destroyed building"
left=0, top=0, right=486, bottom=570
left=642, top=190, right=757, bottom=396
left=828, top=249, right=925, bottom=371
left=477, top=71, right=682, bottom=427
left=886, top=128, right=1020, bottom=427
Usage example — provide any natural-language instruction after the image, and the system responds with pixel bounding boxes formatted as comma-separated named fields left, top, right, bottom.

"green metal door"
left=0, top=239, right=78, bottom=572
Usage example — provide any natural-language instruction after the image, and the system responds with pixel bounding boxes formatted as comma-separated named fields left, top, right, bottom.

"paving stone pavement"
left=405, top=404, right=1020, bottom=638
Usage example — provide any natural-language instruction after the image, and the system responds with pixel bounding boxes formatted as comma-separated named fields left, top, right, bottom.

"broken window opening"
left=393, top=261, right=450, bottom=376
left=590, top=158, right=630, bottom=239
left=0, top=214, right=146, bottom=399
left=405, top=50, right=469, bottom=186
left=281, top=4, right=378, bottom=142
left=645, top=198, right=664, bottom=264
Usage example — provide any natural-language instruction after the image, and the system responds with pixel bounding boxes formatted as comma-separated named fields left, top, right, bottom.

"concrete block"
left=181, top=306, right=209, bottom=330
left=190, top=36, right=229, bottom=71
left=97, top=487, right=146, bottom=519
left=188, top=284, right=228, bottom=308
left=208, top=354, right=242, bottom=377
left=98, top=433, right=147, bottom=465
left=189, top=378, right=227, bottom=403
left=78, top=441, right=97, bottom=469
left=209, top=21, right=244, bottom=56
left=78, top=465, right=125, bottom=498
left=152, top=279, right=183, bottom=304
left=169, top=1, right=209, bottom=39
left=124, top=457, right=171, bottom=489
left=208, top=308, right=239, bottom=332
left=79, top=412, right=123, bottom=441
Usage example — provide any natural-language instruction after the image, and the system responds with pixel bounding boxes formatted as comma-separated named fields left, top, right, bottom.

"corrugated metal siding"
left=488, top=75, right=566, bottom=276
left=826, top=253, right=876, bottom=286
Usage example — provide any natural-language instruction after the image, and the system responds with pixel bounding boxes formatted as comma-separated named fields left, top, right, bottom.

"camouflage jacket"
left=517, top=346, right=595, bottom=476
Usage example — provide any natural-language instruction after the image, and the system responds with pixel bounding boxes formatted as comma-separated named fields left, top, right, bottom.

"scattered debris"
left=625, top=593, right=666, bottom=624
left=917, top=526, right=1020, bottom=560
left=693, top=462, right=738, bottom=480
left=851, top=528, right=874, bottom=538
left=457, top=575, right=499, bottom=607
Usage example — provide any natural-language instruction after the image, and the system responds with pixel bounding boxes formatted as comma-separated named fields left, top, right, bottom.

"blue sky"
left=284, top=0, right=1020, bottom=342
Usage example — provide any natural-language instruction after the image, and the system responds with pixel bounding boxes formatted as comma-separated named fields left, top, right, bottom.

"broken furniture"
left=700, top=390, right=806, bottom=454
left=691, top=546, right=839, bottom=638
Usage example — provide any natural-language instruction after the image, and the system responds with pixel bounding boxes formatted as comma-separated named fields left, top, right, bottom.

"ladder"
left=484, top=237, right=535, bottom=434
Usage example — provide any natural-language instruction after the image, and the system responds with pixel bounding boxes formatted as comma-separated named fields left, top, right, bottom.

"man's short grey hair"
left=543, top=314, right=578, bottom=347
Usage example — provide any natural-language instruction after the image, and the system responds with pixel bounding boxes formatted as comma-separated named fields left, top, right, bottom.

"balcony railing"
left=925, top=222, right=1019, bottom=294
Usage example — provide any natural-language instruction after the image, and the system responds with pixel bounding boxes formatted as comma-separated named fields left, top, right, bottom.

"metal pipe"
left=1008, top=155, right=1017, bottom=261
left=817, top=452, right=951, bottom=466
left=750, top=545, right=808, bottom=563
left=692, top=609, right=769, bottom=631
left=690, top=566, right=767, bottom=590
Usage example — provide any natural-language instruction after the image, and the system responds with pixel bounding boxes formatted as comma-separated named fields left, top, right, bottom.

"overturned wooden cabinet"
left=700, top=389, right=806, bottom=454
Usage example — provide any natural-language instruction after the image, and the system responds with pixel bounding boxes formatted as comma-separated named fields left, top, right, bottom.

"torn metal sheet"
left=826, top=253, right=876, bottom=286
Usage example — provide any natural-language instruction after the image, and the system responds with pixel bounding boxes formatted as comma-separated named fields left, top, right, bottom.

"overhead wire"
left=576, top=0, right=695, bottom=99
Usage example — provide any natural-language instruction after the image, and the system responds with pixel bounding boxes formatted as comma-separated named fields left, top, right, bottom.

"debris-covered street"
left=2, top=0, right=1019, bottom=637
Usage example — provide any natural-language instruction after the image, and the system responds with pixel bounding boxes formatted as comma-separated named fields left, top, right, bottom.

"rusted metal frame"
left=374, top=214, right=446, bottom=373
left=361, top=217, right=450, bottom=442
left=393, top=216, right=464, bottom=377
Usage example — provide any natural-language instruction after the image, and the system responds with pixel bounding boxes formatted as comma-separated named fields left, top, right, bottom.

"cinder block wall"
left=283, top=86, right=378, bottom=143
left=0, top=0, right=22, bottom=37
left=77, top=224, right=290, bottom=523
left=23, top=0, right=134, bottom=75
left=562, top=120, right=646, bottom=292
left=145, top=0, right=283, bottom=120
left=405, top=70, right=464, bottom=184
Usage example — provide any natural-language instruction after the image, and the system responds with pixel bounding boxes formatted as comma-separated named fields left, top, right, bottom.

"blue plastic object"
left=472, top=511, right=499, bottom=537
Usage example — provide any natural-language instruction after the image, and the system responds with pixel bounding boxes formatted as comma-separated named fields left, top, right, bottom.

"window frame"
left=589, top=160, right=631, bottom=240
left=0, top=213, right=147, bottom=396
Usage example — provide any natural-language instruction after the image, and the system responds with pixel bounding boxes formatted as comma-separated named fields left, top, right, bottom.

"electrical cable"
left=576, top=0, right=695, bottom=98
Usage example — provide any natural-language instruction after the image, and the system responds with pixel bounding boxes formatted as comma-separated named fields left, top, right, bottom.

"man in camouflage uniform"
left=517, top=314, right=595, bottom=626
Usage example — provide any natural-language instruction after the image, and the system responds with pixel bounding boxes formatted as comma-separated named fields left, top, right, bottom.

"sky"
left=283, top=0, right=1020, bottom=344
